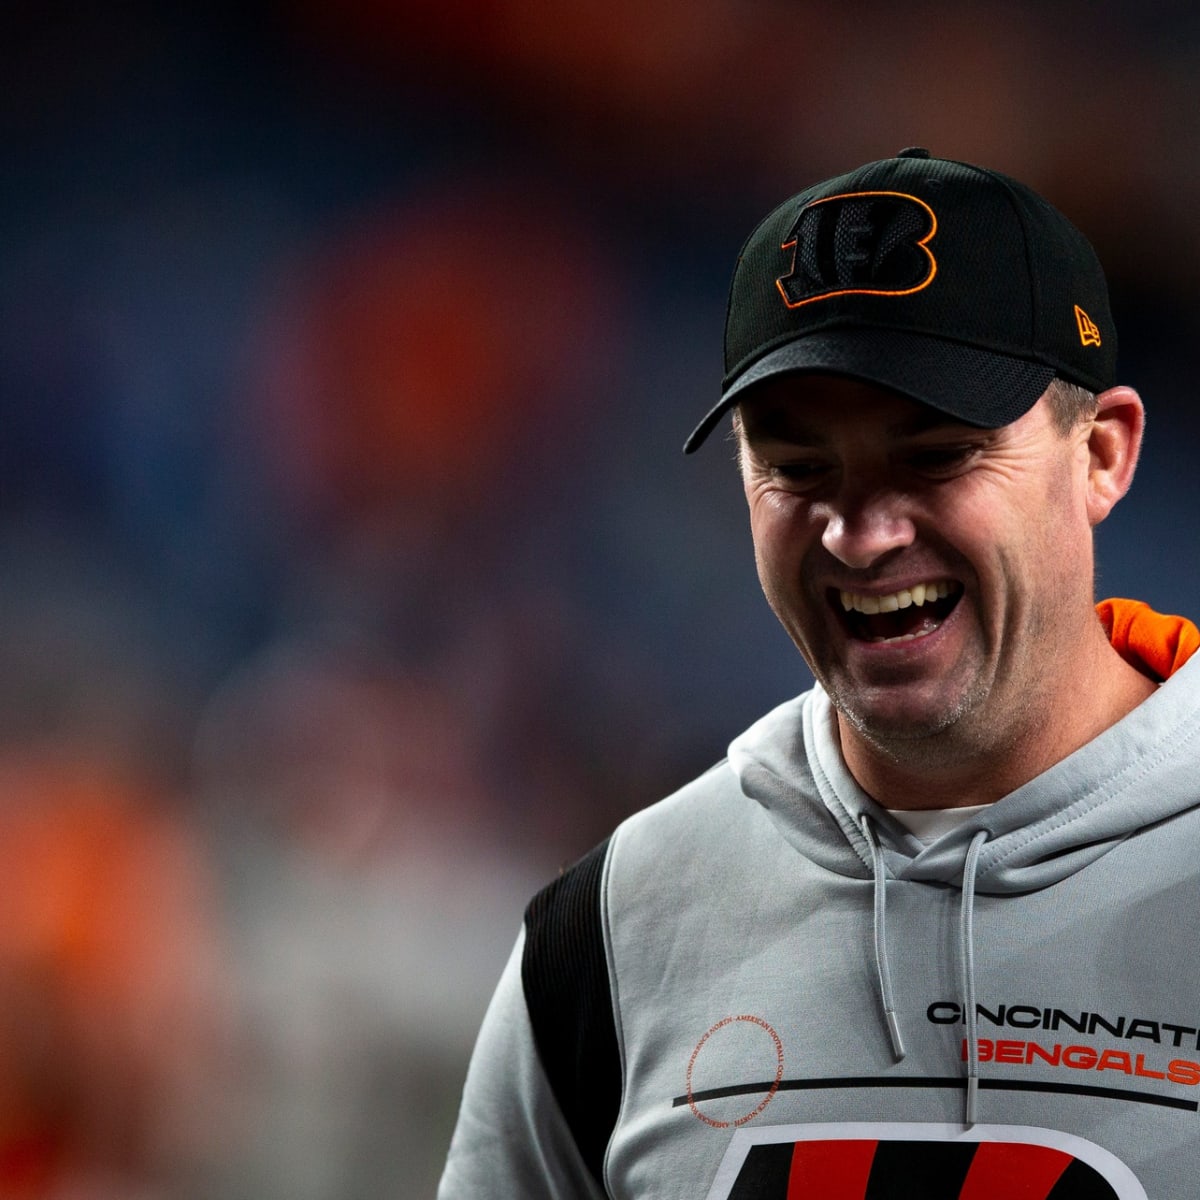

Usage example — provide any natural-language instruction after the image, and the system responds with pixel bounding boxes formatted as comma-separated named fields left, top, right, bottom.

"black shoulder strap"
left=521, top=837, right=620, bottom=1193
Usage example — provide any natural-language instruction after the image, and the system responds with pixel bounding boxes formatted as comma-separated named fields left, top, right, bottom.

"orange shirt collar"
left=1096, top=597, right=1200, bottom=681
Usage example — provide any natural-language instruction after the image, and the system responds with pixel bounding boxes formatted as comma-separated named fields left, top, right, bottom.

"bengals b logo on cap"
left=776, top=191, right=938, bottom=309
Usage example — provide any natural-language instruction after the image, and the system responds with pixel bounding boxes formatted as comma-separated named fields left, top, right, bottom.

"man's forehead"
left=737, top=376, right=982, bottom=444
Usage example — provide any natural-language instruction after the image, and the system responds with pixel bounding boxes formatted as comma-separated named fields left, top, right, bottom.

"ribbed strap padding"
left=521, top=838, right=620, bottom=1194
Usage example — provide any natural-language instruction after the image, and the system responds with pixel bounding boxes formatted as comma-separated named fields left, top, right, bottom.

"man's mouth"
left=833, top=580, right=964, bottom=644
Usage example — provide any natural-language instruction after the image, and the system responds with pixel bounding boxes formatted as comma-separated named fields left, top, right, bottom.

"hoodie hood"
left=730, top=601, right=1200, bottom=897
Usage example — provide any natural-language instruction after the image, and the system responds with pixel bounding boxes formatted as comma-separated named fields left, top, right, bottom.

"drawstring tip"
left=965, top=1076, right=979, bottom=1127
left=885, top=1010, right=906, bottom=1060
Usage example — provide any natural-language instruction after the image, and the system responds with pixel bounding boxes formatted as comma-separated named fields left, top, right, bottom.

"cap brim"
left=683, top=329, right=1056, bottom=453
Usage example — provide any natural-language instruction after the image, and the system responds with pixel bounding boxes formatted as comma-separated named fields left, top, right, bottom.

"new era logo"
left=1075, top=305, right=1102, bottom=348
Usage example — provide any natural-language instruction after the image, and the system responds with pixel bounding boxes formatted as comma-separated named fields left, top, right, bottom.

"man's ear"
left=1086, top=386, right=1144, bottom=526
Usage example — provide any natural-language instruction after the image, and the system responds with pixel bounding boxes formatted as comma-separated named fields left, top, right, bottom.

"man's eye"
left=907, top=445, right=978, bottom=474
left=771, top=461, right=829, bottom=484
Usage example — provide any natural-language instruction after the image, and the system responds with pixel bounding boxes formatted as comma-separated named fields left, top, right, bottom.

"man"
left=437, top=149, right=1200, bottom=1198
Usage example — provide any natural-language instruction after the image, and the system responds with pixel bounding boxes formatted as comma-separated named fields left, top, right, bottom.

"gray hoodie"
left=439, top=647, right=1200, bottom=1199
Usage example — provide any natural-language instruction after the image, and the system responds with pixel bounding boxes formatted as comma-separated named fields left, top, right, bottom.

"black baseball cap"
left=684, top=147, right=1116, bottom=452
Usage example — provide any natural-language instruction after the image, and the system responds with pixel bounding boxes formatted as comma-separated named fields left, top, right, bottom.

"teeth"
left=839, top=580, right=952, bottom=614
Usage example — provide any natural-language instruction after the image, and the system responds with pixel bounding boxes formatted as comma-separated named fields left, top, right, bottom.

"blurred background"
left=3, top=1, right=1200, bottom=1195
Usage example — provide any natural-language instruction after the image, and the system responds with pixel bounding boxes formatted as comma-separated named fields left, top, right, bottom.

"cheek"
left=748, top=510, right=827, bottom=643
left=750, top=527, right=787, bottom=606
left=969, top=472, right=1091, bottom=616
left=1026, top=460, right=1092, bottom=566
left=748, top=498, right=806, bottom=581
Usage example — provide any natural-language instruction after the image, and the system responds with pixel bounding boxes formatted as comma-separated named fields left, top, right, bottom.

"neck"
left=838, top=631, right=1159, bottom=811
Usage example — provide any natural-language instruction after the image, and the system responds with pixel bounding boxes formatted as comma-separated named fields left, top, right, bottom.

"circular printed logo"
left=686, top=1015, right=785, bottom=1129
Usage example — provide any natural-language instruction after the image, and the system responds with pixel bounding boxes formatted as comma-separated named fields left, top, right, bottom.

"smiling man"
left=735, top=373, right=1155, bottom=812
left=438, top=150, right=1200, bottom=1200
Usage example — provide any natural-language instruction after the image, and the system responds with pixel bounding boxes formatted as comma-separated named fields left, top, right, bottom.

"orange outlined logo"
left=776, top=191, right=938, bottom=310
left=1075, top=304, right=1102, bottom=347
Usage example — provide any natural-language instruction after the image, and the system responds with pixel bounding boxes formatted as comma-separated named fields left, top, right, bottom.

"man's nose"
left=818, top=494, right=917, bottom=569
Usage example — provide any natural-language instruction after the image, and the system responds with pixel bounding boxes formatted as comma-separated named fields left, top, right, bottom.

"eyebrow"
left=887, top=410, right=976, bottom=438
left=741, top=406, right=973, bottom=446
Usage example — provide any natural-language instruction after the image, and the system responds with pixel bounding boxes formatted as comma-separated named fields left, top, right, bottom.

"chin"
left=830, top=682, right=983, bottom=748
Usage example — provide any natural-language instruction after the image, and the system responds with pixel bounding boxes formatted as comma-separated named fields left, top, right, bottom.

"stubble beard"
left=823, top=608, right=1052, bottom=776
left=828, top=672, right=994, bottom=769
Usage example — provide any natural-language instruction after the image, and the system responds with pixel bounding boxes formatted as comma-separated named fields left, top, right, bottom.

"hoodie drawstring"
left=862, top=815, right=989, bottom=1125
left=860, top=816, right=906, bottom=1060
left=960, top=830, right=988, bottom=1126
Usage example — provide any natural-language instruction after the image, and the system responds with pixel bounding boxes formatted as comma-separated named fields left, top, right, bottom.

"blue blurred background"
left=3, top=2, right=1199, bottom=1196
